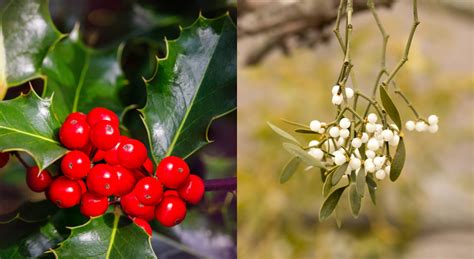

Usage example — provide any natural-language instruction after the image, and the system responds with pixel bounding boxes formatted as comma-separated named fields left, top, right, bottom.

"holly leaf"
left=42, top=26, right=127, bottom=122
left=0, top=91, right=68, bottom=170
left=140, top=14, right=236, bottom=163
left=52, top=211, right=156, bottom=259
left=389, top=137, right=406, bottom=181
left=0, top=0, right=63, bottom=99
left=379, top=86, right=402, bottom=129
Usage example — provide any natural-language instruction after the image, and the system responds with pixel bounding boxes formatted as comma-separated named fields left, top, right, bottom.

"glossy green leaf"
left=0, top=92, right=68, bottom=170
left=53, top=211, right=156, bottom=259
left=319, top=186, right=347, bottom=221
left=0, top=0, right=63, bottom=99
left=42, top=26, right=127, bottom=122
left=280, top=156, right=300, bottom=184
left=331, top=162, right=349, bottom=185
left=140, top=15, right=236, bottom=163
left=349, top=183, right=362, bottom=218
left=0, top=200, right=57, bottom=223
left=390, top=137, right=406, bottom=181
left=379, top=86, right=402, bottom=129
left=282, top=143, right=326, bottom=169
left=267, top=122, right=300, bottom=145
left=366, top=175, right=377, bottom=205
left=356, top=168, right=366, bottom=197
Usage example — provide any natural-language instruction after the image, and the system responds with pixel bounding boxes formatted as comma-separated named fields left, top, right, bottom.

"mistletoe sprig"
left=270, top=0, right=439, bottom=221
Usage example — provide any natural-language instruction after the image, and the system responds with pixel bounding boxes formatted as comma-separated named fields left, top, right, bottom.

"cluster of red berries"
left=9, top=107, right=205, bottom=236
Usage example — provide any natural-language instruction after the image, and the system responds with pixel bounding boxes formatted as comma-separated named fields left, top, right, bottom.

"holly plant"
left=270, top=0, right=439, bottom=223
left=0, top=0, right=236, bottom=258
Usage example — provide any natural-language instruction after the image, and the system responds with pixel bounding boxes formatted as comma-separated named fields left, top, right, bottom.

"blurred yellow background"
left=237, top=1, right=473, bottom=258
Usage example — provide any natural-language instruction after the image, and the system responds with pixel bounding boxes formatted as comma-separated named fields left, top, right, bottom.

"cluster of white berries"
left=308, top=112, right=402, bottom=181
left=405, top=115, right=439, bottom=133
left=331, top=85, right=354, bottom=105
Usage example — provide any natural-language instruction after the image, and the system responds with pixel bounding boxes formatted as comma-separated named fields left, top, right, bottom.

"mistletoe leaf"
left=331, top=162, right=349, bottom=185
left=356, top=168, right=366, bottom=197
left=280, top=156, right=300, bottom=184
left=294, top=129, right=320, bottom=135
left=42, top=26, right=127, bottom=122
left=140, top=15, right=236, bottom=163
left=319, top=186, right=347, bottom=221
left=322, top=171, right=334, bottom=197
left=389, top=137, right=406, bottom=181
left=379, top=86, right=402, bottom=129
left=349, top=183, right=362, bottom=218
left=52, top=211, right=156, bottom=259
left=0, top=92, right=68, bottom=170
left=366, top=175, right=377, bottom=205
left=0, top=0, right=63, bottom=99
left=268, top=122, right=300, bottom=145
left=282, top=143, right=326, bottom=169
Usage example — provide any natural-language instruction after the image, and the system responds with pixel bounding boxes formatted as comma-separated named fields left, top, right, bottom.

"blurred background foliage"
left=0, top=0, right=236, bottom=258
left=238, top=0, right=473, bottom=258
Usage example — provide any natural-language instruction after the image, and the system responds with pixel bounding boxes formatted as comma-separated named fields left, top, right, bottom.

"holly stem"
left=204, top=177, right=236, bottom=192
left=14, top=152, right=29, bottom=168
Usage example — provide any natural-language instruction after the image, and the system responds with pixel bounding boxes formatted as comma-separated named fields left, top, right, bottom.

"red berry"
left=80, top=192, right=109, bottom=217
left=87, top=107, right=119, bottom=128
left=0, top=152, right=9, bottom=168
left=113, top=165, right=136, bottom=196
left=178, top=175, right=205, bottom=205
left=141, top=205, right=155, bottom=221
left=142, top=158, right=153, bottom=174
left=120, top=192, right=154, bottom=218
left=77, top=179, right=87, bottom=194
left=87, top=164, right=117, bottom=196
left=132, top=170, right=146, bottom=181
left=156, top=156, right=190, bottom=189
left=163, top=190, right=179, bottom=197
left=154, top=196, right=187, bottom=227
left=90, top=121, right=120, bottom=150
left=104, top=136, right=128, bottom=165
left=133, top=218, right=152, bottom=236
left=93, top=150, right=106, bottom=162
left=65, top=112, right=87, bottom=122
left=59, top=118, right=90, bottom=149
left=117, top=139, right=147, bottom=169
left=134, top=177, right=163, bottom=205
left=47, top=176, right=82, bottom=208
left=26, top=166, right=53, bottom=192
left=61, top=151, right=91, bottom=179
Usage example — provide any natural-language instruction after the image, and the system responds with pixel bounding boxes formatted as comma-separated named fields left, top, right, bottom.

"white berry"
left=339, top=118, right=351, bottom=129
left=329, top=127, right=340, bottom=138
left=332, top=85, right=340, bottom=95
left=308, top=140, right=319, bottom=147
left=428, top=124, right=439, bottom=133
left=351, top=138, right=362, bottom=148
left=365, top=150, right=375, bottom=159
left=361, top=133, right=369, bottom=143
left=428, top=115, right=439, bottom=125
left=337, top=137, right=345, bottom=146
left=415, top=121, right=428, bottom=132
left=308, top=148, right=324, bottom=160
left=318, top=128, right=325, bottom=134
left=334, top=153, right=347, bottom=166
left=367, top=138, right=379, bottom=151
left=345, top=87, right=354, bottom=99
left=381, top=129, right=394, bottom=142
left=405, top=120, right=415, bottom=131
left=349, top=157, right=361, bottom=170
left=373, top=156, right=385, bottom=168
left=389, top=134, right=400, bottom=146
left=365, top=123, right=376, bottom=133
left=375, top=169, right=386, bottom=180
left=310, top=120, right=321, bottom=132
left=339, top=129, right=350, bottom=139
left=367, top=113, right=378, bottom=124
left=384, top=165, right=391, bottom=174
left=390, top=123, right=399, bottom=131
left=364, top=159, right=376, bottom=172
left=332, top=94, right=343, bottom=105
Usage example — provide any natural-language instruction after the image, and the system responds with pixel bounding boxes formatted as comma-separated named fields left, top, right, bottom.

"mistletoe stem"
left=14, top=152, right=29, bottom=168
left=204, top=177, right=236, bottom=192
